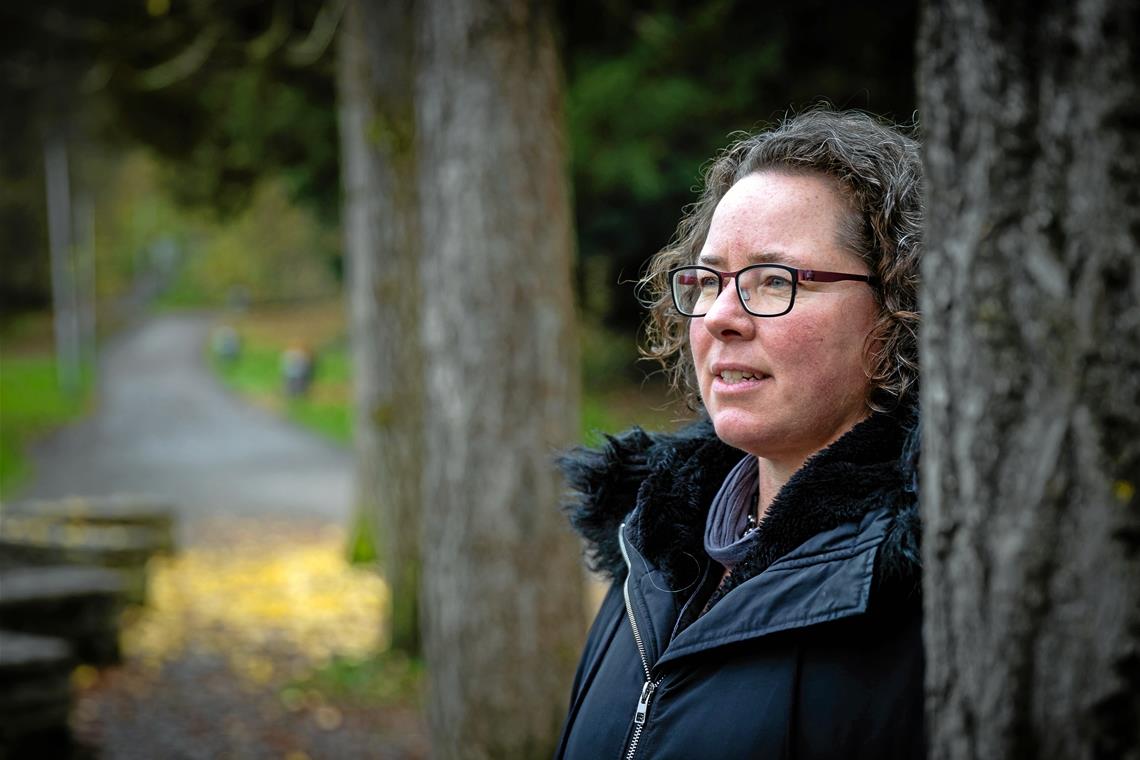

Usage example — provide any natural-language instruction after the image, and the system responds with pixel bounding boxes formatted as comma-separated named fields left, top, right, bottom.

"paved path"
left=9, top=314, right=428, bottom=759
left=19, top=312, right=352, bottom=530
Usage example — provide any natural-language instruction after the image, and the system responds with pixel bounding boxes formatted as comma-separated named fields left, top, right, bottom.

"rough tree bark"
left=919, top=1, right=1140, bottom=758
left=335, top=0, right=423, bottom=654
left=415, top=0, right=586, bottom=757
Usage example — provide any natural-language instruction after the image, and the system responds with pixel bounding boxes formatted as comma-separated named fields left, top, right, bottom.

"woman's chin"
left=709, top=410, right=772, bottom=456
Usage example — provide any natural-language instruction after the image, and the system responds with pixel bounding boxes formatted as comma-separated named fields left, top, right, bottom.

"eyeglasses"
left=669, top=264, right=876, bottom=318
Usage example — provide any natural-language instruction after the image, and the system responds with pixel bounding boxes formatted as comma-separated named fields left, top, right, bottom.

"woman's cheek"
left=689, top=323, right=710, bottom=399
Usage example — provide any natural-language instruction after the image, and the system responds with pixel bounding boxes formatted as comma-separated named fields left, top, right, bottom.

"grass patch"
left=212, top=343, right=352, bottom=445
left=346, top=507, right=379, bottom=565
left=0, top=352, right=93, bottom=498
left=283, top=652, right=423, bottom=709
left=213, top=343, right=281, bottom=396
left=286, top=400, right=352, bottom=444
left=205, top=300, right=353, bottom=444
left=581, top=384, right=686, bottom=446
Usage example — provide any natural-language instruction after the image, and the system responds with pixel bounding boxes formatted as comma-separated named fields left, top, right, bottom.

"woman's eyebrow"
left=747, top=251, right=792, bottom=265
left=696, top=250, right=800, bottom=267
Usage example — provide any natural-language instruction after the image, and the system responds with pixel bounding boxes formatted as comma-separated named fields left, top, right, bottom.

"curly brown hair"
left=639, top=107, right=923, bottom=412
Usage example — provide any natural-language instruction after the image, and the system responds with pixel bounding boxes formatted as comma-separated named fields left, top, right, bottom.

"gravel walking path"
left=22, top=311, right=352, bottom=527
left=11, top=312, right=427, bottom=759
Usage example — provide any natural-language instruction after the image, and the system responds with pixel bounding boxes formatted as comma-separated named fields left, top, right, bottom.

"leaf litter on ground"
left=72, top=516, right=428, bottom=759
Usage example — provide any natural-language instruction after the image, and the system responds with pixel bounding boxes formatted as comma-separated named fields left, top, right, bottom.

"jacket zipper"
left=619, top=524, right=661, bottom=760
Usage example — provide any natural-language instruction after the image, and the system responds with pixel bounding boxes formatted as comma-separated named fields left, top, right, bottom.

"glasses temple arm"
left=798, top=269, right=876, bottom=284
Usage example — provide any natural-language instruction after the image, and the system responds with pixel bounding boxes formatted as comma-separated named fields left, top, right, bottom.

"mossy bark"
left=336, top=0, right=423, bottom=655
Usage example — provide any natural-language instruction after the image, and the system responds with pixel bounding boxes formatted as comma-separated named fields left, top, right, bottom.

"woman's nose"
left=701, top=281, right=755, bottom=339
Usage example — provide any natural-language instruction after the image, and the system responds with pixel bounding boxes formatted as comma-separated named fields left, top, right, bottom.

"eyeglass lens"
left=672, top=266, right=795, bottom=317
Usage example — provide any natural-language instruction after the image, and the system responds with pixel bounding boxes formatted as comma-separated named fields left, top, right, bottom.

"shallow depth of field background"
left=0, top=2, right=917, bottom=757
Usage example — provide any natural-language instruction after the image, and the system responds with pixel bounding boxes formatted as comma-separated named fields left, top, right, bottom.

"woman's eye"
left=699, top=275, right=720, bottom=289
left=762, top=275, right=792, bottom=289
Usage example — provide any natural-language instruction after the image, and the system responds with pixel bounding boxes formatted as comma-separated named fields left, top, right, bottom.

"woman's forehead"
left=699, top=173, right=855, bottom=269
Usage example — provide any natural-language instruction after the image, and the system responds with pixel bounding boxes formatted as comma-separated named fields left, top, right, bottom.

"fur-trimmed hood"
left=559, top=409, right=922, bottom=602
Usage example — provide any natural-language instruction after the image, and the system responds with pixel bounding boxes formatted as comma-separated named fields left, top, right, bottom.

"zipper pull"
left=635, top=680, right=656, bottom=725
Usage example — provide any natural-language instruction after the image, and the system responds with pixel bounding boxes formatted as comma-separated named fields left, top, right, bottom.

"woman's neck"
left=755, top=455, right=807, bottom=518
left=753, top=410, right=875, bottom=516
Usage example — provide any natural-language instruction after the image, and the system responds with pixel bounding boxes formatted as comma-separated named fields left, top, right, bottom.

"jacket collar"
left=622, top=506, right=896, bottom=666
left=563, top=408, right=922, bottom=665
left=559, top=408, right=921, bottom=594
left=558, top=417, right=741, bottom=583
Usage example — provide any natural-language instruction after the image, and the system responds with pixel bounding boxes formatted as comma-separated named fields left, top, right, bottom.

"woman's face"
left=689, top=171, right=878, bottom=467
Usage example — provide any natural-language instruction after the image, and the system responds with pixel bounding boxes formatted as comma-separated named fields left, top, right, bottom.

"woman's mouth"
left=713, top=369, right=771, bottom=388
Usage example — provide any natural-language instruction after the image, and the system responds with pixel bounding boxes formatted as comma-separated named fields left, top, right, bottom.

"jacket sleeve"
left=569, top=581, right=623, bottom=700
left=556, top=579, right=626, bottom=757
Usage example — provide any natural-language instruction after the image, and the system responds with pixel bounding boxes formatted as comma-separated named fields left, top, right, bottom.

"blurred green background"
left=0, top=0, right=916, bottom=496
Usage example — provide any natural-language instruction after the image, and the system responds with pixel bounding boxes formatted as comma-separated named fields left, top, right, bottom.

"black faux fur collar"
left=559, top=409, right=922, bottom=604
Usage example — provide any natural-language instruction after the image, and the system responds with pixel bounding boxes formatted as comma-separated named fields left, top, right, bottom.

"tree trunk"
left=335, top=0, right=423, bottom=655
left=919, top=1, right=1140, bottom=758
left=415, top=0, right=586, bottom=757
left=43, top=125, right=82, bottom=396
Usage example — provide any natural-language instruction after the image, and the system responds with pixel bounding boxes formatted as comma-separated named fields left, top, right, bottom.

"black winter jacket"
left=555, top=411, right=924, bottom=759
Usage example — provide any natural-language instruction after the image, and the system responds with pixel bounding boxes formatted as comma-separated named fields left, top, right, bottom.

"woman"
left=556, top=109, right=924, bottom=759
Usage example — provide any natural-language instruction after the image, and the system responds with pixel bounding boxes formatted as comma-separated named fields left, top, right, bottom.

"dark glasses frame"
left=668, top=264, right=877, bottom=318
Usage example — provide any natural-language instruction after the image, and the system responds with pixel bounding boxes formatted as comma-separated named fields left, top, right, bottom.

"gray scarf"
left=703, top=454, right=761, bottom=571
